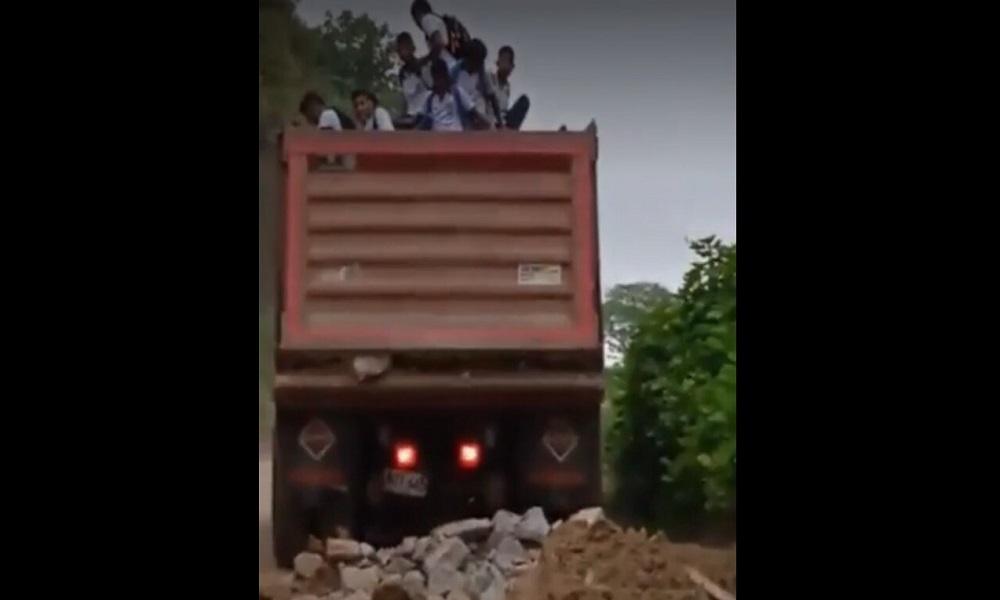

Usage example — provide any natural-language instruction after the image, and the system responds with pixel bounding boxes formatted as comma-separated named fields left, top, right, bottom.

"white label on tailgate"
left=383, top=469, right=429, bottom=498
left=518, top=264, right=562, bottom=286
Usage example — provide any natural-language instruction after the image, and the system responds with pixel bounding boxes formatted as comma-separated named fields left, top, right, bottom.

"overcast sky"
left=294, top=0, right=736, bottom=290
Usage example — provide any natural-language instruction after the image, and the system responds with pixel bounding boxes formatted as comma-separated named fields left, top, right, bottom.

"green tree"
left=607, top=237, right=736, bottom=533
left=259, top=0, right=323, bottom=129
left=314, top=10, right=403, bottom=114
left=603, top=282, right=674, bottom=356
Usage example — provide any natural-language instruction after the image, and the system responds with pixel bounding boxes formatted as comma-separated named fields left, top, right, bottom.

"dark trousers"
left=504, top=95, right=531, bottom=130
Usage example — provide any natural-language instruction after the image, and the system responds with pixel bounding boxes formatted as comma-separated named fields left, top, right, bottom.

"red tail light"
left=394, top=443, right=418, bottom=469
left=458, top=442, right=481, bottom=469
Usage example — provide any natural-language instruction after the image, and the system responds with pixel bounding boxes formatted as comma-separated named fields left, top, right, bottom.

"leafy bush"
left=607, top=236, right=736, bottom=531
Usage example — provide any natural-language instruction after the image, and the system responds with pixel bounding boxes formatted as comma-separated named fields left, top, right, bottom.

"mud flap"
left=273, top=411, right=361, bottom=546
left=513, top=406, right=602, bottom=516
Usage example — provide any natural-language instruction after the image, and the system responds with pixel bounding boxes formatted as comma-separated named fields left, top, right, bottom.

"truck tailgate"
left=280, top=130, right=599, bottom=351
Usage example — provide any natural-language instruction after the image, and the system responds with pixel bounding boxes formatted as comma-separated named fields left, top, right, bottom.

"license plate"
left=383, top=469, right=429, bottom=498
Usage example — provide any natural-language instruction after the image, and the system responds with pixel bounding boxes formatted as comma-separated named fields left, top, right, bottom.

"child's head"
left=351, top=89, right=378, bottom=121
left=298, top=91, right=325, bottom=125
left=430, top=59, right=451, bottom=91
left=466, top=39, right=488, bottom=71
left=410, top=0, right=432, bottom=23
left=396, top=32, right=416, bottom=62
left=497, top=46, right=515, bottom=77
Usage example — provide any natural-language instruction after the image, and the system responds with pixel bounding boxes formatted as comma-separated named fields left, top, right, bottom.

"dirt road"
left=259, top=442, right=274, bottom=571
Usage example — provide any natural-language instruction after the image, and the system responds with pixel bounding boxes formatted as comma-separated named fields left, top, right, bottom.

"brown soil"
left=509, top=519, right=736, bottom=600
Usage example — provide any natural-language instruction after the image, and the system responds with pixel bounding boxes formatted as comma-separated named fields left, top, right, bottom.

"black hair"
left=351, top=89, right=379, bottom=105
left=410, top=0, right=431, bottom=17
left=467, top=39, right=488, bottom=62
left=396, top=32, right=414, bottom=46
left=499, top=45, right=515, bottom=62
left=298, top=91, right=324, bottom=114
left=429, top=59, right=450, bottom=82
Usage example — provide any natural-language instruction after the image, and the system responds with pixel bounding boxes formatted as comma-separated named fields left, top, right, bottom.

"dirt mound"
left=510, top=518, right=736, bottom=600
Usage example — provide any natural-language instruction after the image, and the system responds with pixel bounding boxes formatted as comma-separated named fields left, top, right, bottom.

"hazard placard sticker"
left=299, top=418, right=336, bottom=461
left=542, top=419, right=579, bottom=463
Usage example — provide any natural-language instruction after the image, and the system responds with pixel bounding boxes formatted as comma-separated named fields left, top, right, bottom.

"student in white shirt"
left=297, top=91, right=354, bottom=168
left=449, top=39, right=504, bottom=130
left=491, top=45, right=531, bottom=130
left=351, top=89, right=395, bottom=131
left=410, top=0, right=457, bottom=70
left=298, top=91, right=347, bottom=131
left=416, top=59, right=489, bottom=132
left=395, top=32, right=430, bottom=127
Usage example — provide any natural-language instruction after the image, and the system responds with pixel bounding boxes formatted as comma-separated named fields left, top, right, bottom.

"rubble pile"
left=509, top=512, right=736, bottom=600
left=259, top=507, right=737, bottom=600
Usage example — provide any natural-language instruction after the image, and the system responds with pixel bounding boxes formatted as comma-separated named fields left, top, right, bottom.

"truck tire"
left=271, top=428, right=307, bottom=569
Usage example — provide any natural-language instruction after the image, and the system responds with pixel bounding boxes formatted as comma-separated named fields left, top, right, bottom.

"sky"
left=295, top=0, right=736, bottom=290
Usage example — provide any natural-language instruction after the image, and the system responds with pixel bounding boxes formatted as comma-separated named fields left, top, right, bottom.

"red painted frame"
left=281, top=130, right=599, bottom=350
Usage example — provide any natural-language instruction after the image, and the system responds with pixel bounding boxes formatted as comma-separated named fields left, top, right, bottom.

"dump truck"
left=269, top=126, right=603, bottom=568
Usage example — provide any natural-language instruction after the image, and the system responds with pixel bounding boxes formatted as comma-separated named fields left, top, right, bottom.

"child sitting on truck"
left=351, top=90, right=395, bottom=131
left=298, top=91, right=353, bottom=131
left=416, top=59, right=489, bottom=131
left=490, top=45, right=531, bottom=130
left=449, top=39, right=504, bottom=130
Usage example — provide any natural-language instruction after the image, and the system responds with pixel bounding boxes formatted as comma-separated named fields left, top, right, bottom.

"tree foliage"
left=603, top=282, right=674, bottom=357
left=258, top=0, right=402, bottom=133
left=314, top=11, right=401, bottom=112
left=607, top=237, right=736, bottom=532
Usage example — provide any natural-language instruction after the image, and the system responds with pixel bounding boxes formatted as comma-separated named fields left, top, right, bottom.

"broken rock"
left=491, top=509, right=520, bottom=535
left=491, top=534, right=528, bottom=573
left=327, top=539, right=364, bottom=563
left=340, top=565, right=379, bottom=595
left=395, top=536, right=417, bottom=556
left=293, top=552, right=325, bottom=579
left=411, top=536, right=433, bottom=561
left=513, top=507, right=550, bottom=544
left=431, top=518, right=492, bottom=542
left=423, top=537, right=470, bottom=572
left=400, top=569, right=426, bottom=597
left=426, top=564, right=467, bottom=597
left=383, top=556, right=416, bottom=576
left=465, top=561, right=506, bottom=600
left=568, top=506, right=605, bottom=527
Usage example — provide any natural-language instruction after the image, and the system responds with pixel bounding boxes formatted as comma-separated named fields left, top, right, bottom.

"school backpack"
left=435, top=13, right=471, bottom=60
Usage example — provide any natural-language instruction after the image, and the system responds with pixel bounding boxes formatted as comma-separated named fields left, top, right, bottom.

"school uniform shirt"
left=361, top=107, right=395, bottom=131
left=451, top=62, right=497, bottom=119
left=317, top=108, right=343, bottom=130
left=420, top=87, right=475, bottom=131
left=487, top=71, right=511, bottom=123
left=419, top=13, right=457, bottom=69
left=399, top=65, right=430, bottom=116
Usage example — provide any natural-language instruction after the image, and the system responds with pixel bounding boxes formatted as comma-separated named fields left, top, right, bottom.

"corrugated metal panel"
left=280, top=130, right=599, bottom=351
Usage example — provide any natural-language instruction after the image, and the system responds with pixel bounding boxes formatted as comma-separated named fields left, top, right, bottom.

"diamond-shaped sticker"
left=298, top=418, right=336, bottom=461
left=542, top=419, right=578, bottom=463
